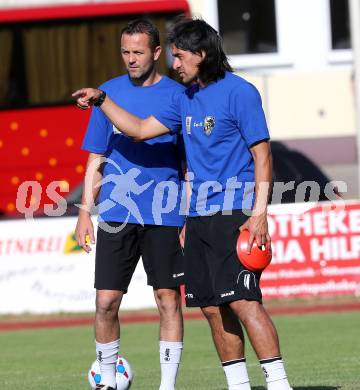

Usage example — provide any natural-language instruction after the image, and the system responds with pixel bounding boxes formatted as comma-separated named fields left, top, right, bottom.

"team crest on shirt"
left=203, top=116, right=215, bottom=136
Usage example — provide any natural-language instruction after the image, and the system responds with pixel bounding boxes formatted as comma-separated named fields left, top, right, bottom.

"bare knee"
left=202, top=305, right=242, bottom=332
left=96, top=290, right=123, bottom=319
left=154, top=288, right=181, bottom=316
left=201, top=306, right=222, bottom=324
left=230, top=300, right=264, bottom=324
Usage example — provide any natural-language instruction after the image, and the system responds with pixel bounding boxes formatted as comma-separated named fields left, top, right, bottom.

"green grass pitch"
left=0, top=311, right=359, bottom=389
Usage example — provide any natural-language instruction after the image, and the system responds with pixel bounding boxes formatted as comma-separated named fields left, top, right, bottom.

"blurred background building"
left=190, top=0, right=357, bottom=200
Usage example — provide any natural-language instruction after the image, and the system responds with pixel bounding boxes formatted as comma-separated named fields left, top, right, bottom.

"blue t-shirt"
left=153, top=72, right=270, bottom=217
left=82, top=75, right=185, bottom=226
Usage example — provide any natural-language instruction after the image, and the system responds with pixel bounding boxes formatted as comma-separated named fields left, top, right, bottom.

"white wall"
left=188, top=0, right=355, bottom=140
left=188, top=0, right=353, bottom=73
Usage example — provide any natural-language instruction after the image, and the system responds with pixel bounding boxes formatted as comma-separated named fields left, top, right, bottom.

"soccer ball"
left=88, top=356, right=133, bottom=390
left=88, top=360, right=102, bottom=389
left=236, top=229, right=272, bottom=272
left=116, top=355, right=133, bottom=389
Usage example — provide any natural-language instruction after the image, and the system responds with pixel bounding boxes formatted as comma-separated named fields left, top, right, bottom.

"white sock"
left=260, top=357, right=292, bottom=390
left=95, top=339, right=119, bottom=388
left=159, top=340, right=183, bottom=390
left=222, top=358, right=251, bottom=390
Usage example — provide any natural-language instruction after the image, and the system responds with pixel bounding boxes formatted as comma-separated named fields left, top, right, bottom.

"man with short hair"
left=74, top=17, right=292, bottom=390
left=75, top=19, right=185, bottom=390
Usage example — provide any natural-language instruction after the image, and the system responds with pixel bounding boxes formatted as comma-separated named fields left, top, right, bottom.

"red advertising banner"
left=261, top=201, right=360, bottom=298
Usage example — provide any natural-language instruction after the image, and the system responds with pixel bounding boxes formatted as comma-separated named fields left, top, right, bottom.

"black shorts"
left=95, top=222, right=184, bottom=292
left=184, top=210, right=262, bottom=307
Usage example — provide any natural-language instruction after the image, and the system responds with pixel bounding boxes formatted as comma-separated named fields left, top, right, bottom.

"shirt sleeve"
left=152, top=90, right=182, bottom=134
left=81, top=106, right=111, bottom=154
left=230, top=82, right=270, bottom=148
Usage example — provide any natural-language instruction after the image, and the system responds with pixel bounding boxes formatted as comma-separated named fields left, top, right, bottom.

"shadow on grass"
left=294, top=388, right=340, bottom=390
left=251, top=387, right=340, bottom=390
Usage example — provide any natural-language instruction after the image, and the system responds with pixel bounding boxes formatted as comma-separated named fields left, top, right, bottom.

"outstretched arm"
left=72, top=88, right=170, bottom=141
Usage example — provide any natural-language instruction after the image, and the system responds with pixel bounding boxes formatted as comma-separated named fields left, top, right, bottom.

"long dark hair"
left=168, top=17, right=232, bottom=84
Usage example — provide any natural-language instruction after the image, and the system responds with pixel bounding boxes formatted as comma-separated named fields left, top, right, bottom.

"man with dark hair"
left=74, top=17, right=292, bottom=390
left=75, top=19, right=185, bottom=390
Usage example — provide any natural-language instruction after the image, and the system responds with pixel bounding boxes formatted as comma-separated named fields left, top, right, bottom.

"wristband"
left=94, top=90, right=106, bottom=107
